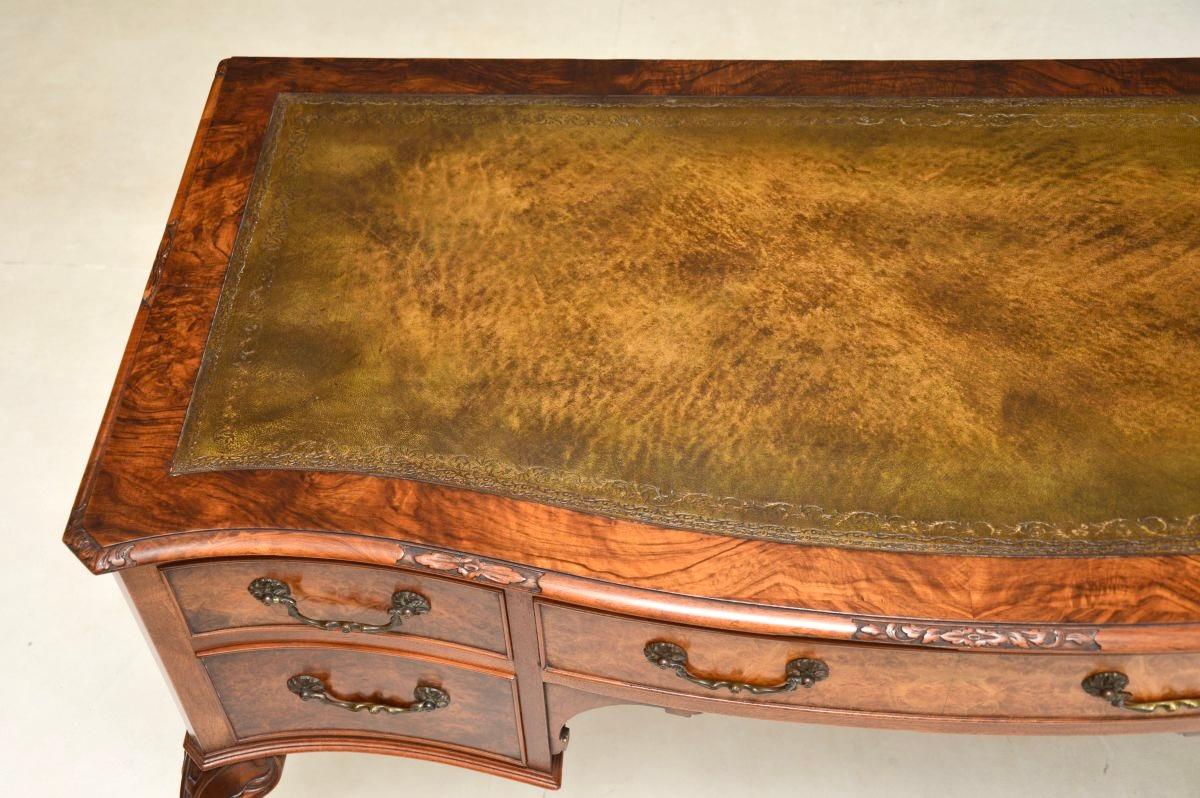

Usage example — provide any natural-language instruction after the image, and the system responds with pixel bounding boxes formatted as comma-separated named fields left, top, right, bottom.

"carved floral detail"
left=63, top=526, right=99, bottom=562
left=411, top=551, right=526, bottom=585
left=63, top=526, right=136, bottom=573
left=852, top=620, right=1100, bottom=650
left=94, top=543, right=136, bottom=572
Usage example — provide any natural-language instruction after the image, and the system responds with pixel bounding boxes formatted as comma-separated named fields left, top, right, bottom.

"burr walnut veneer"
left=65, top=58, right=1200, bottom=796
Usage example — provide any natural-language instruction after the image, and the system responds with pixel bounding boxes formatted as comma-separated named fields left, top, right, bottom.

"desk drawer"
left=539, top=603, right=1200, bottom=721
left=165, top=559, right=508, bottom=656
left=202, top=645, right=523, bottom=760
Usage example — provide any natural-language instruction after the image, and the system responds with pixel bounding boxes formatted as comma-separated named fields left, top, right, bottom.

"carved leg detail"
left=180, top=752, right=285, bottom=798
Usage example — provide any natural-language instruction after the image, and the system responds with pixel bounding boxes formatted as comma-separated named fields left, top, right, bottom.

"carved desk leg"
left=181, top=752, right=285, bottom=798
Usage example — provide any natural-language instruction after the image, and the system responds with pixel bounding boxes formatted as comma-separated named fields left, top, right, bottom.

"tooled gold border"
left=174, top=94, right=1200, bottom=558
left=178, top=444, right=1200, bottom=557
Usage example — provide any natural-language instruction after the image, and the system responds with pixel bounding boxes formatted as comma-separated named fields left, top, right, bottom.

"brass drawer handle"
left=1082, top=671, right=1200, bottom=713
left=644, top=641, right=829, bottom=695
left=247, top=577, right=430, bottom=634
left=287, top=674, right=450, bottom=714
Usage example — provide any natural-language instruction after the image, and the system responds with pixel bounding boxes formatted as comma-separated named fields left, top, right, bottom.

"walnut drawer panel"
left=165, top=559, right=508, bottom=656
left=202, top=646, right=523, bottom=760
left=538, top=603, right=1200, bottom=720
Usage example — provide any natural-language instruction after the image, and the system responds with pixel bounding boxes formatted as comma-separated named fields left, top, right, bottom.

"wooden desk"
left=65, top=58, right=1200, bottom=796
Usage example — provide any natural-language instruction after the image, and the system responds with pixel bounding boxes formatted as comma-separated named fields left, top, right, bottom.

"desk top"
left=175, top=93, right=1199, bottom=556
left=65, top=59, right=1200, bottom=624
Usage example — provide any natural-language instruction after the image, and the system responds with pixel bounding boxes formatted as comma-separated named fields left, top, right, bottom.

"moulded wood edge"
left=67, top=529, right=1200, bottom=654
left=183, top=731, right=563, bottom=789
left=541, top=669, right=1200, bottom=736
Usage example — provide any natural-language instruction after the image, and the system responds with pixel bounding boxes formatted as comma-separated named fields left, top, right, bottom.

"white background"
left=3, top=1, right=1199, bottom=795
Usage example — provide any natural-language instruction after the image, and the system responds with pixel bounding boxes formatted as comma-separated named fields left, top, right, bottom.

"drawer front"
left=539, top=603, right=1200, bottom=720
left=166, top=559, right=508, bottom=655
left=203, top=646, right=522, bottom=760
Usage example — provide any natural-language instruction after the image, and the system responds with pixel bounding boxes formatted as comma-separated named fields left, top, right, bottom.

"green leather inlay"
left=176, top=95, right=1200, bottom=555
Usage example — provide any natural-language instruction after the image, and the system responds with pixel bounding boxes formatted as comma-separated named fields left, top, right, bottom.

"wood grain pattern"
left=123, top=555, right=560, bottom=788
left=174, top=93, right=1200, bottom=556
left=95, top=524, right=1200, bottom=626
left=543, top=668, right=1200, bottom=736
left=64, top=58, right=1200, bottom=627
left=538, top=602, right=1200, bottom=724
left=201, top=644, right=523, bottom=760
left=119, top=566, right=236, bottom=750
left=165, top=559, right=509, bottom=655
left=65, top=64, right=1200, bottom=795
left=537, top=573, right=1200, bottom=654
left=505, top=589, right=555, bottom=772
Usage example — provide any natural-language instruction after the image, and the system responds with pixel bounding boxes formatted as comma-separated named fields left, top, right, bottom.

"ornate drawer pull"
left=644, top=641, right=829, bottom=695
left=1082, top=671, right=1200, bottom=713
left=247, top=577, right=430, bottom=633
left=287, top=674, right=450, bottom=714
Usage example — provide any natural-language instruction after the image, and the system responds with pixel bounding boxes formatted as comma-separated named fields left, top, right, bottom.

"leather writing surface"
left=176, top=95, right=1200, bottom=555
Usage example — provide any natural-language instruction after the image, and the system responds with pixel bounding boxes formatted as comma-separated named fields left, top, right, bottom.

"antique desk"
left=66, top=58, right=1200, bottom=796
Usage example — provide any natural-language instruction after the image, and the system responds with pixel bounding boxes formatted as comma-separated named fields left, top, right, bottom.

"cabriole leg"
left=180, top=751, right=285, bottom=798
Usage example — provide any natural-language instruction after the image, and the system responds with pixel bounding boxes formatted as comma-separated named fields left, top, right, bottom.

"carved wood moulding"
left=851, top=620, right=1101, bottom=650
left=181, top=753, right=284, bottom=798
left=399, top=545, right=540, bottom=589
left=63, top=525, right=137, bottom=574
